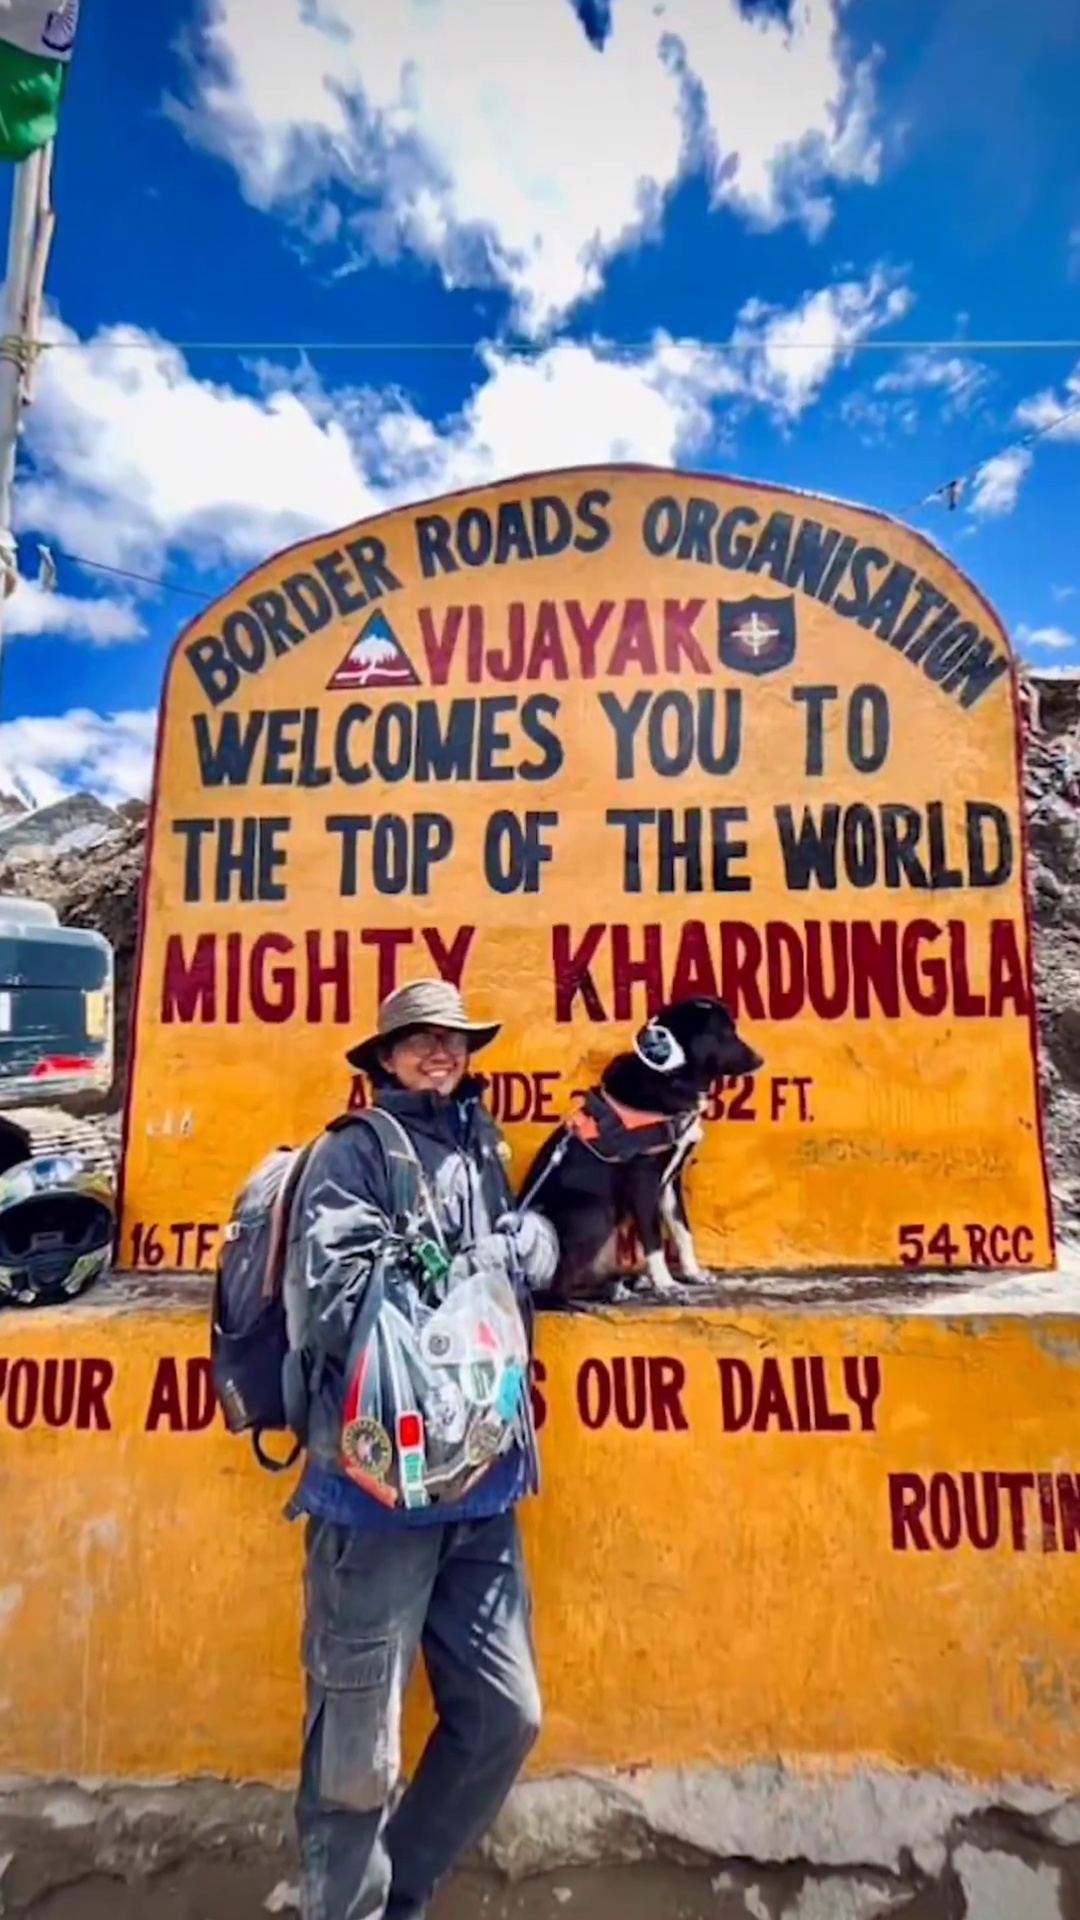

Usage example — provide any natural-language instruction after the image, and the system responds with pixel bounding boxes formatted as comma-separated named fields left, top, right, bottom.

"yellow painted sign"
left=120, top=465, right=1051, bottom=1276
left=3, top=1302, right=1080, bottom=1784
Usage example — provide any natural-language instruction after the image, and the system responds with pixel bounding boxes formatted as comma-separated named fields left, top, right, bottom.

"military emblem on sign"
left=327, top=611, right=421, bottom=691
left=718, top=595, right=797, bottom=677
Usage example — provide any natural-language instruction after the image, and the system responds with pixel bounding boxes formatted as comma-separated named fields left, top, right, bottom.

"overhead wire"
left=21, top=345, right=1080, bottom=611
left=19, top=334, right=1080, bottom=357
left=903, top=389, right=1080, bottom=518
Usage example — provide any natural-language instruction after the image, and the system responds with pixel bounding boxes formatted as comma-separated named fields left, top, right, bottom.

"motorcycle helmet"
left=0, top=1151, right=115, bottom=1307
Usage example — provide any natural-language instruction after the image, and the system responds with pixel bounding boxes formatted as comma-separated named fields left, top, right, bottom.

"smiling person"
left=283, top=979, right=558, bottom=1920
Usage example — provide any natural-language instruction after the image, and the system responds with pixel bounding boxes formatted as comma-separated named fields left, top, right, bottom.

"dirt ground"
left=4, top=1854, right=961, bottom=1920
left=11, top=1860, right=761, bottom=1919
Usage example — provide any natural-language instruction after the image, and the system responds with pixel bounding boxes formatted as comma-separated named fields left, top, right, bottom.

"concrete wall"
left=7, top=1276, right=1080, bottom=1911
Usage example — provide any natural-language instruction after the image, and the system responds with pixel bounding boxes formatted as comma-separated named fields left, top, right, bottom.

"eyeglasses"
left=394, top=1026, right=468, bottom=1058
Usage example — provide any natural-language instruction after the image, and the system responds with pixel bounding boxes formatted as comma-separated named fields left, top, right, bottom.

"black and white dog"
left=518, top=995, right=763, bottom=1304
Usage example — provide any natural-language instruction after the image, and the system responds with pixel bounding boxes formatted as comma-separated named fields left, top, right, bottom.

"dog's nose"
left=745, top=1049, right=765, bottom=1073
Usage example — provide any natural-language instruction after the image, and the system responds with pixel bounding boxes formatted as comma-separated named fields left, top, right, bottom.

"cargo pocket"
left=304, top=1628, right=397, bottom=1815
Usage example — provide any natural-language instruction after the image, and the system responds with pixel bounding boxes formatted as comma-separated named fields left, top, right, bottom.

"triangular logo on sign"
left=327, top=612, right=422, bottom=691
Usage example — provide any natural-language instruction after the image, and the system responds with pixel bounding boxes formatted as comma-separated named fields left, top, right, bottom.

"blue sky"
left=1, top=0, right=1078, bottom=802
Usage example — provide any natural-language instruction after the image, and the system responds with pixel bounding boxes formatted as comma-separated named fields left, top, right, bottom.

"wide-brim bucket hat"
left=346, top=978, right=501, bottom=1074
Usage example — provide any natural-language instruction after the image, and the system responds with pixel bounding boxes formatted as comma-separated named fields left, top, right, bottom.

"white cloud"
left=3, top=576, right=143, bottom=645
left=16, top=318, right=378, bottom=576
left=20, top=270, right=908, bottom=579
left=874, top=349, right=988, bottom=415
left=1052, top=584, right=1077, bottom=603
left=0, top=709, right=158, bottom=809
left=968, top=445, right=1033, bottom=518
left=727, top=270, right=911, bottom=422
left=1016, top=624, right=1077, bottom=653
left=1015, top=359, right=1080, bottom=442
left=171, top=0, right=882, bottom=328
left=840, top=348, right=987, bottom=443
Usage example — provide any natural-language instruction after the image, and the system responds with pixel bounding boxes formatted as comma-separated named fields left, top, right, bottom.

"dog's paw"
left=677, top=1263, right=709, bottom=1285
left=644, top=1253, right=682, bottom=1294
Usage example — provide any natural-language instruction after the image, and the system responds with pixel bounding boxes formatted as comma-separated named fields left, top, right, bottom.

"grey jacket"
left=281, top=1077, right=528, bottom=1484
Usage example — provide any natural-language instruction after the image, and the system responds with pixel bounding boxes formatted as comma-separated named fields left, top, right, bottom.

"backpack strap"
left=261, top=1138, right=320, bottom=1303
left=326, top=1108, right=446, bottom=1249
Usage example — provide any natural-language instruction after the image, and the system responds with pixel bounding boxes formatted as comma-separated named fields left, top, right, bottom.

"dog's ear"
left=633, top=1018, right=688, bottom=1074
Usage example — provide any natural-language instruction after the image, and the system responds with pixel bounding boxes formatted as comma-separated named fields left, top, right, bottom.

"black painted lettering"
left=598, top=689, right=650, bottom=779
left=186, top=632, right=239, bottom=707
left=249, top=589, right=304, bottom=657
left=793, top=685, right=838, bottom=776
left=344, top=535, right=402, bottom=600
left=192, top=711, right=266, bottom=787
left=263, top=710, right=302, bottom=784
left=775, top=804, right=840, bottom=890
left=416, top=513, right=457, bottom=577
left=314, top=547, right=368, bottom=616
left=847, top=685, right=889, bottom=772
left=173, top=818, right=215, bottom=903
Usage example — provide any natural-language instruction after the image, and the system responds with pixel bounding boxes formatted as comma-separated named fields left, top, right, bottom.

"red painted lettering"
left=663, top=599, right=710, bottom=674
left=948, top=919, right=986, bottom=1016
left=549, top=920, right=1032, bottom=1024
left=1038, top=1472, right=1059, bottom=1553
left=418, top=605, right=463, bottom=685
left=186, top=1359, right=218, bottom=1432
left=612, top=1356, right=649, bottom=1430
left=565, top=599, right=615, bottom=678
left=306, top=929, right=350, bottom=1023
left=961, top=1471, right=1001, bottom=1549
left=610, top=924, right=664, bottom=1019
left=889, top=1473, right=931, bottom=1551
left=487, top=603, right=523, bottom=682
left=608, top=599, right=658, bottom=677
left=843, top=1356, right=882, bottom=1432
left=75, top=1359, right=114, bottom=1431
left=360, top=927, right=413, bottom=1001
left=999, top=1471, right=1035, bottom=1550
left=1057, top=1474, right=1080, bottom=1551
left=576, top=1359, right=611, bottom=1430
left=751, top=1358, right=795, bottom=1433
left=552, top=924, right=607, bottom=1021
left=718, top=1357, right=754, bottom=1432
left=988, top=919, right=1030, bottom=1017
left=525, top=601, right=569, bottom=680
left=807, top=1355, right=849, bottom=1431
left=928, top=1471, right=962, bottom=1549
left=530, top=1357, right=547, bottom=1433
left=648, top=1356, right=689, bottom=1432
left=42, top=1357, right=77, bottom=1428
left=421, top=926, right=475, bottom=987
left=7, top=1357, right=38, bottom=1429
left=145, top=1358, right=185, bottom=1432
left=161, top=933, right=216, bottom=1023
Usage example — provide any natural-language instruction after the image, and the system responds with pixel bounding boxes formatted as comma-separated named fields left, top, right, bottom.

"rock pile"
left=1021, top=673, right=1080, bottom=1235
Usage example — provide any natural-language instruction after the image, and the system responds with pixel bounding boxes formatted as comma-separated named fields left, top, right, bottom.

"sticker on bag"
left=340, top=1268, right=531, bottom=1508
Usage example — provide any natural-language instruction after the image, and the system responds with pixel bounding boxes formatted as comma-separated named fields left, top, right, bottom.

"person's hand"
left=496, top=1210, right=559, bottom=1288
left=449, top=1211, right=559, bottom=1290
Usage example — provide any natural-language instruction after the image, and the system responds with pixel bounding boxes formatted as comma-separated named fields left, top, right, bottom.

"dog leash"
left=515, top=1127, right=573, bottom=1214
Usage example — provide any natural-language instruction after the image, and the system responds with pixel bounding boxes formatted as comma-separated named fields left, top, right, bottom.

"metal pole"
left=0, top=147, right=49, bottom=728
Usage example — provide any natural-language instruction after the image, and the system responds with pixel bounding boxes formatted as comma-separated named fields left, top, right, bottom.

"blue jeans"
left=297, top=1512, right=541, bottom=1920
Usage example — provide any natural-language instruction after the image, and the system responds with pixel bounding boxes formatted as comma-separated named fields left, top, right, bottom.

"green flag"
left=0, top=3, right=79, bottom=163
